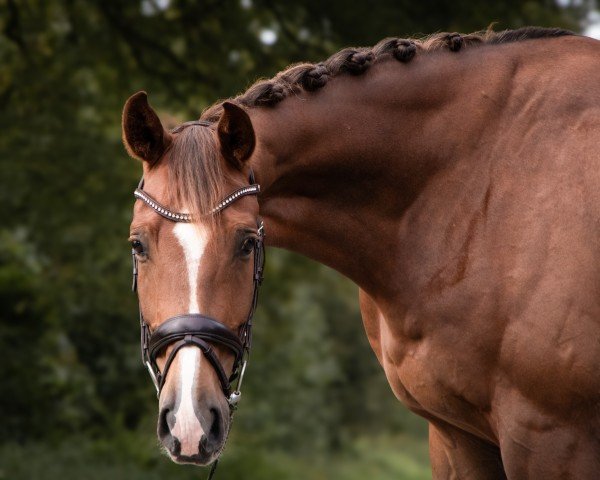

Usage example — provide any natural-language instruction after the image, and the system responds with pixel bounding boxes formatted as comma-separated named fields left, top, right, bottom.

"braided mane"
left=201, top=26, right=573, bottom=121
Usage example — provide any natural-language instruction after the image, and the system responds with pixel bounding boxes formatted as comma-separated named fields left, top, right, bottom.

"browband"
left=134, top=182, right=260, bottom=220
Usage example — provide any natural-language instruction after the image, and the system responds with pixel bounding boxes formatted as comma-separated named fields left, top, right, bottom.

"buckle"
left=227, top=360, right=248, bottom=409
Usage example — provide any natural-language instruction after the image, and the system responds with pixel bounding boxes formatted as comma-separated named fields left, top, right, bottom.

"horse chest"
left=360, top=293, right=498, bottom=440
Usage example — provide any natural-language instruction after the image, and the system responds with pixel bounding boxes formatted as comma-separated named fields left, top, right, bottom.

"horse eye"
left=241, top=238, right=255, bottom=256
left=131, top=239, right=145, bottom=255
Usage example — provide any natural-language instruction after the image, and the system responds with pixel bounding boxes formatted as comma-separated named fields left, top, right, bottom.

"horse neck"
left=249, top=47, right=518, bottom=299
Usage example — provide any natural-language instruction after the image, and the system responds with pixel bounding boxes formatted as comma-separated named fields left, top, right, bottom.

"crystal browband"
left=210, top=184, right=261, bottom=214
left=134, top=184, right=260, bottom=222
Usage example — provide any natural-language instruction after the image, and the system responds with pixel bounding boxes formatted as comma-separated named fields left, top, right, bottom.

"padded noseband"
left=145, top=314, right=244, bottom=395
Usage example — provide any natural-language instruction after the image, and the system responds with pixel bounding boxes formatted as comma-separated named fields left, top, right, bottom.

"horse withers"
left=122, top=27, right=600, bottom=478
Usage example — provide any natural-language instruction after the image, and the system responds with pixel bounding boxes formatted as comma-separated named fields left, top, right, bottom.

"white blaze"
left=170, top=346, right=205, bottom=456
left=171, top=222, right=209, bottom=455
left=173, top=223, right=208, bottom=313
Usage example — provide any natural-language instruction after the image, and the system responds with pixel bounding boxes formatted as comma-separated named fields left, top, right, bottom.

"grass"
left=0, top=432, right=431, bottom=480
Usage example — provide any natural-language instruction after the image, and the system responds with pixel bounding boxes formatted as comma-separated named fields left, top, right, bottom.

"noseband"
left=132, top=167, right=264, bottom=411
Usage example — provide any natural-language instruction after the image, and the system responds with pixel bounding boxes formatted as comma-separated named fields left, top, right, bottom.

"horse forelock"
left=164, top=125, right=225, bottom=226
left=200, top=26, right=574, bottom=122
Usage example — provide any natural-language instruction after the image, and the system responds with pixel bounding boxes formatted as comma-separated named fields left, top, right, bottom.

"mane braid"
left=200, top=26, right=573, bottom=122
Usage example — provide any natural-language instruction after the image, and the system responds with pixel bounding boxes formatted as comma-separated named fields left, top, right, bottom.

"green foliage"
left=0, top=431, right=431, bottom=480
left=0, top=0, right=592, bottom=477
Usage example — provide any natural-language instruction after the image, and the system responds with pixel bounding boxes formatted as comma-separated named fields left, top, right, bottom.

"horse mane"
left=176, top=27, right=572, bottom=223
left=201, top=26, right=573, bottom=122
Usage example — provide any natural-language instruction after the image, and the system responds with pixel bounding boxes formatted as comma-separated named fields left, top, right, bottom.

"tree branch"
left=94, top=1, right=217, bottom=89
left=3, top=0, right=28, bottom=56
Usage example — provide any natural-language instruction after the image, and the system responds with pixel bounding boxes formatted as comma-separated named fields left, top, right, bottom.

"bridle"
left=130, top=121, right=265, bottom=476
left=132, top=173, right=263, bottom=400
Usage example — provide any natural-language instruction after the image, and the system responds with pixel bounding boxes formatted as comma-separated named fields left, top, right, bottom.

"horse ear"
left=122, top=91, right=172, bottom=165
left=217, top=102, right=256, bottom=170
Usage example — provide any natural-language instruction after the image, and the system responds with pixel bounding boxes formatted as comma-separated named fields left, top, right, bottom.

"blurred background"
left=1, top=1, right=598, bottom=479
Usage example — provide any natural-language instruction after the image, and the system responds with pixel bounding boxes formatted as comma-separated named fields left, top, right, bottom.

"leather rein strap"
left=132, top=169, right=264, bottom=410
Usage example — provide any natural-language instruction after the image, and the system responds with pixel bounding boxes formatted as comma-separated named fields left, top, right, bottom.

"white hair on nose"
left=173, top=222, right=208, bottom=314
left=170, top=346, right=205, bottom=456
left=171, top=222, right=209, bottom=455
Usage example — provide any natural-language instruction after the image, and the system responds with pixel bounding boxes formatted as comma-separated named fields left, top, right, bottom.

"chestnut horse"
left=122, top=28, right=600, bottom=478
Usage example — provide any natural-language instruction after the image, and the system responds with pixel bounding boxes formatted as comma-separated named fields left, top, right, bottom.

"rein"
left=131, top=134, right=264, bottom=476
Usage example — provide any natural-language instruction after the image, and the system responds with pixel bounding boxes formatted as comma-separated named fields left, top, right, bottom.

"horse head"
left=122, top=92, right=263, bottom=465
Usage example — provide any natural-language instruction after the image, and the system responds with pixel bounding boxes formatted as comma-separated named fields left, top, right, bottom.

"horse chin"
left=165, top=446, right=219, bottom=466
left=159, top=426, right=225, bottom=466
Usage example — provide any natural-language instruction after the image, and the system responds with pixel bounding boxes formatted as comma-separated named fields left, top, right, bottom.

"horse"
left=122, top=27, right=600, bottom=478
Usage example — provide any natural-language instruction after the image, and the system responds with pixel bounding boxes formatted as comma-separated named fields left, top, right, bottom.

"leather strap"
left=148, top=314, right=244, bottom=362
left=145, top=314, right=246, bottom=395
left=157, top=335, right=233, bottom=395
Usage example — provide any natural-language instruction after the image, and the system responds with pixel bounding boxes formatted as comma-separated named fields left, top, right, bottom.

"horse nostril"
left=208, top=408, right=221, bottom=444
left=199, top=433, right=208, bottom=451
left=158, top=406, right=177, bottom=445
left=158, top=407, right=170, bottom=438
left=158, top=406, right=180, bottom=456
left=197, top=410, right=222, bottom=456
